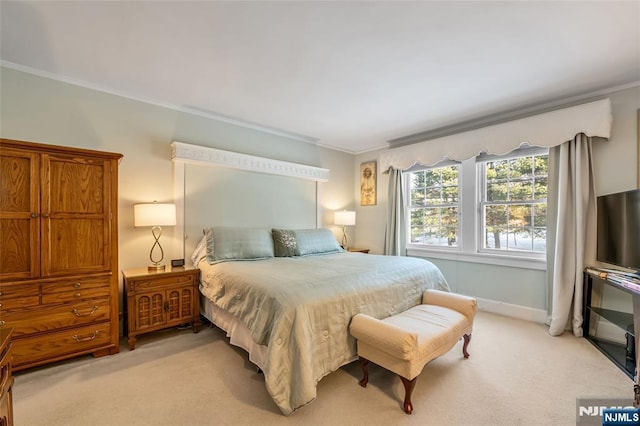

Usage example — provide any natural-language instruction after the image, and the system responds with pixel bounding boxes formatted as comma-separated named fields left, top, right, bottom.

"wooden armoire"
left=0, top=139, right=122, bottom=371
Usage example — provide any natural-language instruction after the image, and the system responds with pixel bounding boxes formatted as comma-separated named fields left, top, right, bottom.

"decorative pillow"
left=272, top=229, right=299, bottom=257
left=210, top=227, right=274, bottom=262
left=294, top=228, right=342, bottom=256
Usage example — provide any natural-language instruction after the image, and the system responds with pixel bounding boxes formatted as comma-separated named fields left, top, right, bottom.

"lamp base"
left=148, top=264, right=166, bottom=272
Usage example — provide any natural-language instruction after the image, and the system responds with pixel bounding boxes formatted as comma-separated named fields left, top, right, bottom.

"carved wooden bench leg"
left=359, top=357, right=369, bottom=387
left=399, top=376, right=417, bottom=414
left=462, top=333, right=472, bottom=359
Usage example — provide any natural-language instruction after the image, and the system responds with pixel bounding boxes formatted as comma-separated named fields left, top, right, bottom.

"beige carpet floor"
left=12, top=311, right=632, bottom=425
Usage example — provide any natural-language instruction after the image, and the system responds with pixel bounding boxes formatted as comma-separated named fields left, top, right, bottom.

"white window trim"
left=405, top=154, right=548, bottom=271
left=406, top=246, right=547, bottom=270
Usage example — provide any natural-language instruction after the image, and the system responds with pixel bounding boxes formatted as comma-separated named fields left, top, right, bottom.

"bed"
left=194, top=227, right=450, bottom=415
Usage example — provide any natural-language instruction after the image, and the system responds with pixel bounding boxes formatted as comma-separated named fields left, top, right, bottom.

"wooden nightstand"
left=122, top=266, right=201, bottom=350
left=347, top=248, right=370, bottom=253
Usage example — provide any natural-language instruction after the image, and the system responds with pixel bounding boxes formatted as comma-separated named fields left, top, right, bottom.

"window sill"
left=406, top=246, right=547, bottom=271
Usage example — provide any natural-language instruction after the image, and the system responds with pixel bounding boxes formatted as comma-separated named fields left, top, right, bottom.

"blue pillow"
left=207, top=227, right=274, bottom=263
left=294, top=228, right=342, bottom=256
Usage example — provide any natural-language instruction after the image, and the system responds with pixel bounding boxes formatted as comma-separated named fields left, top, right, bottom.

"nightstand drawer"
left=12, top=322, right=112, bottom=369
left=0, top=283, right=39, bottom=310
left=127, top=274, right=194, bottom=292
left=3, top=299, right=110, bottom=337
left=42, top=277, right=110, bottom=304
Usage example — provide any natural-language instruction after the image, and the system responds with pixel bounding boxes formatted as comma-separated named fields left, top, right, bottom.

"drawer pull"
left=74, top=293, right=81, bottom=298
left=74, top=282, right=81, bottom=289
left=72, top=306, right=99, bottom=317
left=0, top=321, right=4, bottom=326
left=73, top=331, right=99, bottom=342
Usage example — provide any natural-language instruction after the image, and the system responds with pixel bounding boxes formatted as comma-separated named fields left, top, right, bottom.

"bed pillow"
left=191, top=232, right=209, bottom=266
left=294, top=228, right=342, bottom=256
left=204, top=227, right=215, bottom=263
left=272, top=229, right=299, bottom=257
left=210, top=227, right=274, bottom=262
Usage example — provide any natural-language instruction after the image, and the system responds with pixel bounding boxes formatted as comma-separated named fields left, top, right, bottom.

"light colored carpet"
left=12, top=311, right=632, bottom=425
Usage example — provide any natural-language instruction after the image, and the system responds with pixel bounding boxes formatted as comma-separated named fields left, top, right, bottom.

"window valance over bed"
left=379, top=98, right=612, bottom=171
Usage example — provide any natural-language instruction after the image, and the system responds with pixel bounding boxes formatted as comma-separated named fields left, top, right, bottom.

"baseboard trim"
left=477, top=297, right=548, bottom=324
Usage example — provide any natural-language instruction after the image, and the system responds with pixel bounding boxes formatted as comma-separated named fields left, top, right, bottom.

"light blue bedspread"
left=199, top=252, right=449, bottom=415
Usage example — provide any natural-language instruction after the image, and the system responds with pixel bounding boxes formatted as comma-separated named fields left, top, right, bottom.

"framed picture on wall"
left=360, top=160, right=377, bottom=206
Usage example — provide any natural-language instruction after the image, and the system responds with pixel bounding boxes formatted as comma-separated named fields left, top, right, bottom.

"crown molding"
left=171, top=141, right=329, bottom=182
left=1, top=60, right=319, bottom=145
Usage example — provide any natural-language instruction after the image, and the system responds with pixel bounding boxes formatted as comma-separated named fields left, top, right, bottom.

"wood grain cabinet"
left=0, top=139, right=122, bottom=371
left=123, top=267, right=201, bottom=350
left=0, top=329, right=14, bottom=426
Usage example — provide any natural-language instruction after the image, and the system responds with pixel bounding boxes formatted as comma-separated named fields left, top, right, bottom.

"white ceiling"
left=1, top=1, right=639, bottom=154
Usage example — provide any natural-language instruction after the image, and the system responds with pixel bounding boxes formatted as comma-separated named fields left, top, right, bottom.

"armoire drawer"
left=0, top=283, right=39, bottom=310
left=128, top=274, right=194, bottom=292
left=2, top=299, right=111, bottom=337
left=41, top=277, right=111, bottom=304
left=11, top=322, right=112, bottom=369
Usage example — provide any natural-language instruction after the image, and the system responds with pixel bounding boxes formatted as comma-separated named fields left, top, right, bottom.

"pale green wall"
left=355, top=86, right=640, bottom=312
left=426, top=259, right=546, bottom=309
left=0, top=67, right=356, bottom=277
left=592, top=87, right=640, bottom=196
left=2, top=66, right=637, bottom=315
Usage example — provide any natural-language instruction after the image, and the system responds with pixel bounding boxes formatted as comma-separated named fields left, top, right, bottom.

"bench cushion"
left=350, top=299, right=475, bottom=380
left=385, top=304, right=468, bottom=360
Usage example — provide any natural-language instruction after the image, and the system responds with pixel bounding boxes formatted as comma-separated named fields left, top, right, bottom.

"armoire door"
left=0, top=148, right=40, bottom=281
left=40, top=153, right=112, bottom=277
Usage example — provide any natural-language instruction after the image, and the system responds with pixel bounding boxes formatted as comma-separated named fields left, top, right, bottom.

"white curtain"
left=384, top=168, right=406, bottom=256
left=547, top=133, right=598, bottom=336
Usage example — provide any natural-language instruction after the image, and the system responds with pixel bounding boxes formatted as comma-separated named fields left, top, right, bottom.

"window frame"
left=405, top=162, right=462, bottom=250
left=477, top=147, right=549, bottom=258
left=405, top=148, right=548, bottom=271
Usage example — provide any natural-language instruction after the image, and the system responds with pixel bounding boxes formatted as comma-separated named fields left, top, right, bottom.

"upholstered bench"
left=349, top=289, right=478, bottom=414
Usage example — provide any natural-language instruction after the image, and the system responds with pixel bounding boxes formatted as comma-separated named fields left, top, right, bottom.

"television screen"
left=596, top=189, right=640, bottom=272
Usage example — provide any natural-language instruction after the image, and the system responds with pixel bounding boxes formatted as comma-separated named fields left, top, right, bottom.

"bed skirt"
left=200, top=291, right=268, bottom=370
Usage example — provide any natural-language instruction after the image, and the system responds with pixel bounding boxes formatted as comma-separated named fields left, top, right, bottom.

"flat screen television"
left=596, top=188, right=640, bottom=274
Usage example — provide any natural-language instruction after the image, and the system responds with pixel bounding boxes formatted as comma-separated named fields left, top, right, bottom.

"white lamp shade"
left=134, top=203, right=176, bottom=227
left=335, top=210, right=356, bottom=226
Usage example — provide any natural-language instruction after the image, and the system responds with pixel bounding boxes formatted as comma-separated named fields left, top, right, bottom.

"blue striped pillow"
left=208, top=227, right=274, bottom=263
left=294, top=229, right=342, bottom=256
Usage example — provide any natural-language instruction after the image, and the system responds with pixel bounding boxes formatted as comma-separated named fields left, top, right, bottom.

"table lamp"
left=334, top=210, right=356, bottom=249
left=134, top=201, right=176, bottom=271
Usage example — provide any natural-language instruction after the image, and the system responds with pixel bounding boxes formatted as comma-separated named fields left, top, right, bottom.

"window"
left=406, top=148, right=549, bottom=262
left=408, top=165, right=460, bottom=247
left=479, top=152, right=548, bottom=253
